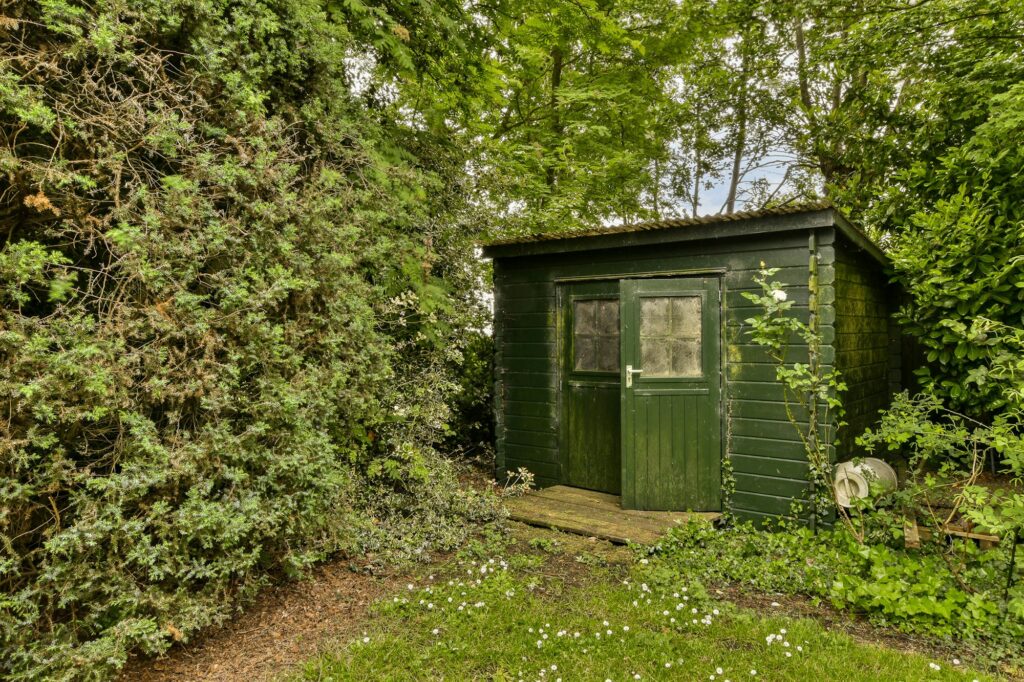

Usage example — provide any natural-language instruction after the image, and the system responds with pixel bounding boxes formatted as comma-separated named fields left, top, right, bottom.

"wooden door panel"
left=565, top=381, right=620, bottom=493
left=559, top=281, right=621, bottom=495
left=621, top=278, right=721, bottom=511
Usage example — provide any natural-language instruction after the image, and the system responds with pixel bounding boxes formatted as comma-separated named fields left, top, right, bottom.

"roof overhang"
left=481, top=204, right=888, bottom=267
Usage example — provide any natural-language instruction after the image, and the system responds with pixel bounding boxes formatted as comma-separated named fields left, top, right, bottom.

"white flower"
left=362, top=636, right=370, bottom=643
left=771, top=289, right=787, bottom=302
left=929, top=662, right=941, bottom=671
left=717, top=667, right=724, bottom=674
left=431, top=628, right=439, bottom=635
left=953, top=659, right=961, bottom=665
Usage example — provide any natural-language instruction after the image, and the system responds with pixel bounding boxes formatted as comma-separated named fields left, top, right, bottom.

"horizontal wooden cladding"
left=502, top=327, right=555, bottom=344
left=728, top=343, right=836, bottom=366
left=499, top=281, right=556, bottom=299
left=729, top=303, right=815, bottom=323
left=729, top=361, right=834, bottom=384
left=503, top=356, right=552, bottom=373
left=504, top=385, right=555, bottom=403
left=835, top=348, right=889, bottom=368
left=500, top=312, right=554, bottom=329
left=503, top=371, right=557, bottom=389
left=501, top=342, right=555, bottom=359
left=730, top=453, right=810, bottom=479
left=730, top=434, right=808, bottom=461
left=725, top=286, right=823, bottom=308
left=833, top=332, right=888, bottom=350
left=833, top=299, right=890, bottom=318
left=504, top=429, right=558, bottom=449
left=499, top=297, right=555, bottom=314
left=503, top=443, right=558, bottom=463
left=732, top=417, right=825, bottom=443
left=504, top=414, right=555, bottom=433
left=497, top=456, right=560, bottom=480
left=504, top=399, right=557, bottom=418
left=734, top=472, right=809, bottom=498
left=731, top=490, right=804, bottom=516
left=729, top=398, right=809, bottom=422
left=732, top=507, right=811, bottom=527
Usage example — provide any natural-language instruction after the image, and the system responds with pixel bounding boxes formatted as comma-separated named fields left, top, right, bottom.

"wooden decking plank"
left=506, top=502, right=660, bottom=544
left=521, top=490, right=681, bottom=536
left=534, top=485, right=622, bottom=506
left=506, top=485, right=719, bottom=544
left=531, top=486, right=721, bottom=525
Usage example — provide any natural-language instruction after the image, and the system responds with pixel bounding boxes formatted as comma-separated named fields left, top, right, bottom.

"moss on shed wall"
left=833, top=238, right=897, bottom=461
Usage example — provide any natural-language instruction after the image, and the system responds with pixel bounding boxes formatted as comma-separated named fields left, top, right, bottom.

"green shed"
left=482, top=203, right=901, bottom=523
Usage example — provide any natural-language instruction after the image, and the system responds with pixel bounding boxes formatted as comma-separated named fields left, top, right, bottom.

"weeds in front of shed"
left=296, top=528, right=991, bottom=682
left=641, top=518, right=1024, bottom=673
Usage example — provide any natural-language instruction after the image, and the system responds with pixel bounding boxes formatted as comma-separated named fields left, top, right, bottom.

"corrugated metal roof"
left=484, top=201, right=835, bottom=247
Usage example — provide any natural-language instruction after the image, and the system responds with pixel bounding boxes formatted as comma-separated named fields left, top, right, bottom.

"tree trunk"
left=691, top=138, right=703, bottom=218
left=725, top=50, right=749, bottom=214
left=652, top=158, right=661, bottom=219
left=546, top=45, right=564, bottom=189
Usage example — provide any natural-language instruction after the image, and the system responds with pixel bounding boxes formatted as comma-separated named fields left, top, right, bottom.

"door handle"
left=625, top=365, right=643, bottom=388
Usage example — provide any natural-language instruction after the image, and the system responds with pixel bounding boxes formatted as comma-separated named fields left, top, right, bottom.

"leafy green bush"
left=0, top=1, right=498, bottom=679
left=443, top=329, right=496, bottom=458
left=887, top=83, right=1024, bottom=416
left=646, top=519, right=1024, bottom=667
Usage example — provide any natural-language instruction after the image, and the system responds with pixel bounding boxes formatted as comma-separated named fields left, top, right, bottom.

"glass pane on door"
left=639, top=295, right=701, bottom=377
left=573, top=298, right=620, bottom=372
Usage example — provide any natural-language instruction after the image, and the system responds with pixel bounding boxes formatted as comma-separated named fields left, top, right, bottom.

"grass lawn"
left=293, top=526, right=993, bottom=682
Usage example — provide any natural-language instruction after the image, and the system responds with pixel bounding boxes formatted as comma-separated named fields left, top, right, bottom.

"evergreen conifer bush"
left=0, top=1, right=497, bottom=678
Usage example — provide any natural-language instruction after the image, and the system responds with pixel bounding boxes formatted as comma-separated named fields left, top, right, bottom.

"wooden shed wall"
left=833, top=238, right=898, bottom=460
left=493, top=228, right=843, bottom=522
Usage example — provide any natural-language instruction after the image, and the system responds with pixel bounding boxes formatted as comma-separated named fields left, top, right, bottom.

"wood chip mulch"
left=119, top=559, right=404, bottom=682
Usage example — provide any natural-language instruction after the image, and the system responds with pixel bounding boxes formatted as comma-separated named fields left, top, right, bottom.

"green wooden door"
left=560, top=281, right=621, bottom=494
left=620, top=277, right=722, bottom=511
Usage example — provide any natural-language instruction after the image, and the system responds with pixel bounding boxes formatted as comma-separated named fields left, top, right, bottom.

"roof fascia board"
left=482, top=208, right=837, bottom=259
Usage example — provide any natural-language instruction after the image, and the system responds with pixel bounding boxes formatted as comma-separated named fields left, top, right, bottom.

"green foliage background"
left=0, top=0, right=498, bottom=678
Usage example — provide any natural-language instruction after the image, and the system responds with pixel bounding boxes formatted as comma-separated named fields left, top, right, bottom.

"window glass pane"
left=574, top=335, right=597, bottom=371
left=670, top=339, right=701, bottom=376
left=574, top=300, right=597, bottom=335
left=573, top=298, right=620, bottom=372
left=640, top=297, right=670, bottom=336
left=641, top=337, right=672, bottom=376
left=671, top=297, right=702, bottom=337
left=597, top=299, right=620, bottom=335
left=597, top=336, right=619, bottom=372
left=640, top=295, right=701, bottom=377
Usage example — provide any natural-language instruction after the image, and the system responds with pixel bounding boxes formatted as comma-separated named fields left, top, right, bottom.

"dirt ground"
left=118, top=557, right=404, bottom=682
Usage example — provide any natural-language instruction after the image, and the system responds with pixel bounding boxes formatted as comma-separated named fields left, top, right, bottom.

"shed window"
left=640, top=296, right=701, bottom=377
left=573, top=299, right=620, bottom=372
